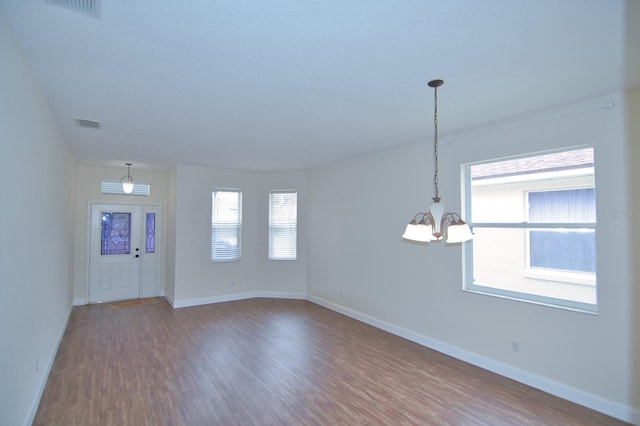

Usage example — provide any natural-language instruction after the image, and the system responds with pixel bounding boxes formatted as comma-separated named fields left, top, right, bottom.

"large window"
left=463, top=147, right=597, bottom=313
left=211, top=190, right=242, bottom=262
left=269, top=191, right=297, bottom=260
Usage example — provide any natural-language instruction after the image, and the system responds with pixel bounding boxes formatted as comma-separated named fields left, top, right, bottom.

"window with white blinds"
left=269, top=191, right=297, bottom=260
left=211, top=190, right=242, bottom=262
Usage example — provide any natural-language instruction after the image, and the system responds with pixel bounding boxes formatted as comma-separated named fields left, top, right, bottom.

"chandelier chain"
left=433, top=85, right=439, bottom=201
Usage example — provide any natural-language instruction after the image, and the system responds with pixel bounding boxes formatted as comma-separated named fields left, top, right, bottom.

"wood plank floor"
left=34, top=298, right=627, bottom=425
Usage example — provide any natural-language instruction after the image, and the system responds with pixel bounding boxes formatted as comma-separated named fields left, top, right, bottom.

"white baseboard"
left=164, top=293, right=175, bottom=307
left=254, top=291, right=307, bottom=300
left=306, top=294, right=640, bottom=425
left=171, top=291, right=306, bottom=309
left=75, top=291, right=166, bottom=307
left=25, top=302, right=73, bottom=426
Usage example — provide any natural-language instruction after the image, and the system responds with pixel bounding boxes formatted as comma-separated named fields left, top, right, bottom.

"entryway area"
left=88, top=203, right=161, bottom=303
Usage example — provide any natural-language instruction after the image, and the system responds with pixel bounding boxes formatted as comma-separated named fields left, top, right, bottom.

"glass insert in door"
left=101, top=212, right=132, bottom=255
left=146, top=212, right=156, bottom=254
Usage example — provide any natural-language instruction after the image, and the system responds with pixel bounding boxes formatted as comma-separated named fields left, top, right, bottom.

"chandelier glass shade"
left=121, top=163, right=134, bottom=194
left=402, top=80, right=473, bottom=244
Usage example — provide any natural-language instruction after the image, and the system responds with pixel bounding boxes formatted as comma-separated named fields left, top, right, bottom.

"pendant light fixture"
left=402, top=80, right=473, bottom=244
left=121, top=162, right=134, bottom=194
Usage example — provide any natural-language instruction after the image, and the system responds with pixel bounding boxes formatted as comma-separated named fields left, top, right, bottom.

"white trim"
left=84, top=201, right=92, bottom=305
left=440, top=100, right=614, bottom=145
left=523, top=267, right=596, bottom=286
left=75, top=292, right=163, bottom=307
left=164, top=293, right=175, bottom=307
left=170, top=291, right=306, bottom=309
left=463, top=285, right=598, bottom=315
left=25, top=303, right=73, bottom=426
left=306, top=294, right=639, bottom=424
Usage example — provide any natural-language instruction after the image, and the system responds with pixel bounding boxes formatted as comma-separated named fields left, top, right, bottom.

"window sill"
left=523, top=268, right=596, bottom=286
left=463, top=285, right=599, bottom=315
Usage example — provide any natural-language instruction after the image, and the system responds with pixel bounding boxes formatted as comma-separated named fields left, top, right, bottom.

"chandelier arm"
left=422, top=212, right=443, bottom=238
left=411, top=212, right=425, bottom=223
left=424, top=212, right=435, bottom=226
left=445, top=211, right=460, bottom=221
left=440, top=213, right=452, bottom=234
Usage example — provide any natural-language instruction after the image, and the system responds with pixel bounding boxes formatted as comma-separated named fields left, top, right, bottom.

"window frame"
left=211, top=189, right=242, bottom=262
left=462, top=146, right=598, bottom=314
left=268, top=190, right=298, bottom=261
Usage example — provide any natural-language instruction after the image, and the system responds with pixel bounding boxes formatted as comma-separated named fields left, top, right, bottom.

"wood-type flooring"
left=34, top=298, right=628, bottom=425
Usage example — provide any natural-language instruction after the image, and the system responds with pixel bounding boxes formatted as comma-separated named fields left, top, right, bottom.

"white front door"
left=89, top=204, right=142, bottom=303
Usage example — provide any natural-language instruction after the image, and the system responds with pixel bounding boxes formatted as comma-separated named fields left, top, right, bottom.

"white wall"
left=307, top=92, right=638, bottom=421
left=169, top=164, right=307, bottom=306
left=0, top=9, right=76, bottom=426
left=625, top=2, right=640, bottom=412
left=72, top=165, right=170, bottom=304
left=627, top=88, right=640, bottom=416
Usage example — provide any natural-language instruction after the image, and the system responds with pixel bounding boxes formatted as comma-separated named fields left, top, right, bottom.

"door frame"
left=85, top=201, right=162, bottom=304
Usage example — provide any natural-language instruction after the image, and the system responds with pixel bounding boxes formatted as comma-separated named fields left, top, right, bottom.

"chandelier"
left=402, top=80, right=473, bottom=244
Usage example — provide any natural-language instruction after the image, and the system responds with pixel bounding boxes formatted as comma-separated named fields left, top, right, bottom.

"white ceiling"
left=1, top=0, right=633, bottom=171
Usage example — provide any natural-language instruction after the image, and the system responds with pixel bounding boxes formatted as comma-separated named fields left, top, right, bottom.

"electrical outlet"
left=230, top=281, right=235, bottom=287
left=511, top=340, right=520, bottom=353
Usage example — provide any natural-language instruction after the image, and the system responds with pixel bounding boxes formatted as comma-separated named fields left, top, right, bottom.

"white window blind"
left=269, top=191, right=297, bottom=260
left=211, top=190, right=242, bottom=262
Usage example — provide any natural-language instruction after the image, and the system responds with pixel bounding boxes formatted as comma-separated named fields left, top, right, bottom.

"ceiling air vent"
left=75, top=118, right=101, bottom=129
left=45, top=0, right=101, bottom=19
